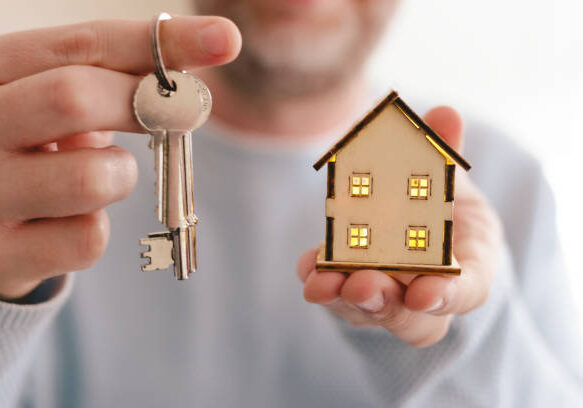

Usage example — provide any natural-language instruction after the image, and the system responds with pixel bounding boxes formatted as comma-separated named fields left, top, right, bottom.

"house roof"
left=313, top=91, right=472, bottom=171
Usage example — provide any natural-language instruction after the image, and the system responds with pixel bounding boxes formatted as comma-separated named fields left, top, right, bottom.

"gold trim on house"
left=327, top=161, right=336, bottom=199
left=325, top=217, right=334, bottom=261
left=426, top=135, right=455, bottom=165
left=313, top=94, right=471, bottom=171
left=445, top=164, right=455, bottom=202
left=443, top=220, right=453, bottom=265
left=395, top=104, right=420, bottom=129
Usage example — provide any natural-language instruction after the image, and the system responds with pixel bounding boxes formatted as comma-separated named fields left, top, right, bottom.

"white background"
left=366, top=0, right=583, bottom=323
left=2, top=0, right=582, bottom=321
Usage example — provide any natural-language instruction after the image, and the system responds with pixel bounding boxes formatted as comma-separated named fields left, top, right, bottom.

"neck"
left=199, top=70, right=368, bottom=142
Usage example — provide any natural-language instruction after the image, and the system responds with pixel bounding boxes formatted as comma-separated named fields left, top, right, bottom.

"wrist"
left=0, top=277, right=63, bottom=305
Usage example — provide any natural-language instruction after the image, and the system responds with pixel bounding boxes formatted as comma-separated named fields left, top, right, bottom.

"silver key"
left=134, top=70, right=211, bottom=280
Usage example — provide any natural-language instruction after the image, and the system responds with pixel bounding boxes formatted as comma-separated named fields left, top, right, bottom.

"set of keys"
left=134, top=13, right=211, bottom=280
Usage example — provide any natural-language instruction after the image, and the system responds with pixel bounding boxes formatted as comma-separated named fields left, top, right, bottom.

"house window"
left=408, top=176, right=430, bottom=199
left=348, top=225, right=370, bottom=248
left=407, top=227, right=429, bottom=251
left=350, top=174, right=371, bottom=197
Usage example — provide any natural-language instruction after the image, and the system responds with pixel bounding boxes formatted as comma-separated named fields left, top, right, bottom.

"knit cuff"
left=0, top=274, right=74, bottom=330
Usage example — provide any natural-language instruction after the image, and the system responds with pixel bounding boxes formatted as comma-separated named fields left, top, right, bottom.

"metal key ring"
left=152, top=12, right=176, bottom=94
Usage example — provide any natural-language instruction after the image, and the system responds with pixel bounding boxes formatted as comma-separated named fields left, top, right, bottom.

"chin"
left=197, top=0, right=397, bottom=98
left=248, top=18, right=358, bottom=72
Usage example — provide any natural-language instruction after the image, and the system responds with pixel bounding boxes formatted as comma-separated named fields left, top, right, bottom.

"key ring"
left=152, top=12, right=176, bottom=95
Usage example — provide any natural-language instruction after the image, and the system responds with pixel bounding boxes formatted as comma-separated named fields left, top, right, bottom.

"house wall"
left=325, top=103, right=453, bottom=265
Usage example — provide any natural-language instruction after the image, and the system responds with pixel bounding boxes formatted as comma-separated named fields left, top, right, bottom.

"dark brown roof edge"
left=313, top=91, right=472, bottom=171
left=313, top=91, right=400, bottom=170
left=392, top=98, right=471, bottom=171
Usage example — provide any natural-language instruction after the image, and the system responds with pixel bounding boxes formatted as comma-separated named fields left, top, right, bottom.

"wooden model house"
left=313, top=91, right=471, bottom=275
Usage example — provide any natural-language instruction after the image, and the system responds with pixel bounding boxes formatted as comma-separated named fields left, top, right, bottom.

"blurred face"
left=195, top=0, right=399, bottom=100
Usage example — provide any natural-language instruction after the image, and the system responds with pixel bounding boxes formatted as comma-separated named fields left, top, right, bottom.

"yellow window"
left=409, top=176, right=430, bottom=200
left=406, top=227, right=429, bottom=251
left=349, top=225, right=370, bottom=248
left=350, top=173, right=372, bottom=197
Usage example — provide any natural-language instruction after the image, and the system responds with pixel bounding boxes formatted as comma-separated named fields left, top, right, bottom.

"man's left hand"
left=296, top=106, right=503, bottom=348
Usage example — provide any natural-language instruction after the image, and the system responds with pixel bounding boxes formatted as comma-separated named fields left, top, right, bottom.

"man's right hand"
left=0, top=16, right=242, bottom=300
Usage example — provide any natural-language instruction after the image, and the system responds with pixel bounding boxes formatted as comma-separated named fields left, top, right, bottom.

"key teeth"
left=139, top=248, right=155, bottom=272
left=140, top=261, right=154, bottom=272
left=139, top=250, right=153, bottom=263
left=139, top=234, right=174, bottom=272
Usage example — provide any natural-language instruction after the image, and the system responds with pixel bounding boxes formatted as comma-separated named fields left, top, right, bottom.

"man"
left=0, top=1, right=581, bottom=406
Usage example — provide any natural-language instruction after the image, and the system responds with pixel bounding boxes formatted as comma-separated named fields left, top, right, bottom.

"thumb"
left=423, top=106, right=464, bottom=152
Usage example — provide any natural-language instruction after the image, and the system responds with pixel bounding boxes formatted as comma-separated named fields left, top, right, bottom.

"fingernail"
left=198, top=23, right=229, bottom=56
left=423, top=298, right=445, bottom=314
left=356, top=292, right=385, bottom=313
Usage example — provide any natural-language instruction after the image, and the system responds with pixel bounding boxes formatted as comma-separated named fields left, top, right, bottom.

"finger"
left=423, top=106, right=464, bottom=151
left=303, top=269, right=347, bottom=305
left=303, top=271, right=373, bottom=327
left=404, top=200, right=501, bottom=315
left=340, top=270, right=404, bottom=313
left=0, top=65, right=141, bottom=150
left=390, top=272, right=416, bottom=286
left=296, top=247, right=319, bottom=283
left=0, top=146, right=137, bottom=222
left=325, top=298, right=376, bottom=328
left=57, top=131, right=115, bottom=150
left=404, top=262, right=488, bottom=316
left=0, top=16, right=242, bottom=84
left=0, top=210, right=110, bottom=298
left=341, top=270, right=452, bottom=347
left=298, top=257, right=374, bottom=326
left=403, top=275, right=455, bottom=314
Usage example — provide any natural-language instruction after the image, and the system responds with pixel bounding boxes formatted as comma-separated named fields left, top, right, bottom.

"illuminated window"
left=406, top=227, right=429, bottom=251
left=350, top=174, right=371, bottom=197
left=408, top=176, right=430, bottom=199
left=348, top=225, right=370, bottom=248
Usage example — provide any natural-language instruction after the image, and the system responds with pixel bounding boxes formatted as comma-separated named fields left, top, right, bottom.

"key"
left=134, top=70, right=211, bottom=280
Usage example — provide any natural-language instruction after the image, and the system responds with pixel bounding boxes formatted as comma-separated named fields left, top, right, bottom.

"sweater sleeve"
left=334, top=246, right=583, bottom=407
left=0, top=275, right=73, bottom=408
left=332, top=126, right=583, bottom=407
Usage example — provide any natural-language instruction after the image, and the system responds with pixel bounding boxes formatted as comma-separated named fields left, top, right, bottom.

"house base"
left=315, top=245, right=461, bottom=276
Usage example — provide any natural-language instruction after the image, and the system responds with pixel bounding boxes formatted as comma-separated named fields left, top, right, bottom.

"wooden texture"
left=315, top=244, right=461, bottom=275
left=314, top=92, right=470, bottom=277
left=325, top=103, right=452, bottom=265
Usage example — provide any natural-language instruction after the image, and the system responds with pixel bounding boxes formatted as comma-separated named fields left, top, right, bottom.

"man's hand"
left=0, top=16, right=242, bottom=300
left=297, top=107, right=503, bottom=347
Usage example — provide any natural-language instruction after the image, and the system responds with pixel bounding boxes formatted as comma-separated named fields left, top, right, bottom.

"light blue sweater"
left=1, top=110, right=582, bottom=407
